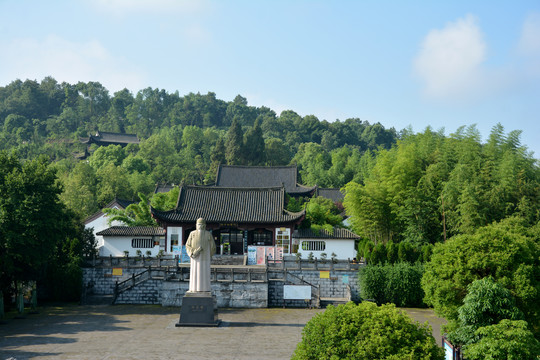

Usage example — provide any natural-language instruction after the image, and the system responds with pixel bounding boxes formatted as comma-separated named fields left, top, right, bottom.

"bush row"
left=359, top=262, right=425, bottom=307
left=358, top=240, right=433, bottom=264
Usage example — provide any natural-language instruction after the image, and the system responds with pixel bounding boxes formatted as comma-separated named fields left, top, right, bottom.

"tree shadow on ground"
left=0, top=305, right=133, bottom=359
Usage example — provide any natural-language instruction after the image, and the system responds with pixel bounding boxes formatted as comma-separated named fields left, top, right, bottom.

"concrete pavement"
left=0, top=304, right=445, bottom=360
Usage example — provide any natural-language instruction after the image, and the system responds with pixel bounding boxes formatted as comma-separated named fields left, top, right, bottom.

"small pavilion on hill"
left=81, top=131, right=140, bottom=147
left=151, top=185, right=305, bottom=256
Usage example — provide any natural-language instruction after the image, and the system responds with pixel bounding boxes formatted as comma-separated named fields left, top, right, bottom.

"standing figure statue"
left=186, top=218, right=216, bottom=293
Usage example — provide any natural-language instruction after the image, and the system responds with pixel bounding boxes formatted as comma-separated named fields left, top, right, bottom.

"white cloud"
left=517, top=12, right=540, bottom=78
left=414, top=15, right=488, bottom=100
left=0, top=35, right=145, bottom=92
left=518, top=12, right=540, bottom=56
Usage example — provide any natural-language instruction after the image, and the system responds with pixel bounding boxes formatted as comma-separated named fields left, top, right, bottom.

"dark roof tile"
left=294, top=227, right=360, bottom=239
left=151, top=185, right=305, bottom=224
left=316, top=188, right=344, bottom=202
left=96, top=226, right=165, bottom=236
left=215, top=165, right=316, bottom=195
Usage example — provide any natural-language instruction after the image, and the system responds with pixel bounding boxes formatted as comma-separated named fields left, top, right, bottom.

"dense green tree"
left=293, top=142, right=331, bottom=187
left=205, top=137, right=226, bottom=184
left=59, top=161, right=99, bottom=219
left=0, top=150, right=82, bottom=306
left=95, top=163, right=132, bottom=205
left=88, top=144, right=127, bottom=169
left=225, top=117, right=244, bottom=165
left=292, top=302, right=444, bottom=360
left=243, top=118, right=265, bottom=165
left=151, top=186, right=180, bottom=211
left=264, top=138, right=291, bottom=166
left=447, top=277, right=524, bottom=347
left=421, top=218, right=539, bottom=327
left=463, top=320, right=540, bottom=360
left=302, top=196, right=343, bottom=232
left=138, top=128, right=183, bottom=183
left=343, top=124, right=539, bottom=246
left=224, top=95, right=255, bottom=126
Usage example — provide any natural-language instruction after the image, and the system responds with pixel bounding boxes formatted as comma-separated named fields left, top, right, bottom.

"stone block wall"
left=268, top=269, right=359, bottom=308
left=82, top=266, right=360, bottom=308
left=82, top=267, right=147, bottom=295
left=161, top=281, right=267, bottom=308
left=115, top=279, right=162, bottom=305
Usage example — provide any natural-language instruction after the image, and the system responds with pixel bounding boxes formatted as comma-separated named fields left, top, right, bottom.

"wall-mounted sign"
left=112, top=268, right=123, bottom=276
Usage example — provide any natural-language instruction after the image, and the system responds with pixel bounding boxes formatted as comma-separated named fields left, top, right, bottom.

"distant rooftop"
left=154, top=183, right=176, bottom=194
left=316, top=188, right=344, bottom=203
left=215, top=165, right=316, bottom=196
left=81, top=131, right=140, bottom=146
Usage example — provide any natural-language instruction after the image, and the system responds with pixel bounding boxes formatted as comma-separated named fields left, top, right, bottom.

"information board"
left=283, top=285, right=311, bottom=300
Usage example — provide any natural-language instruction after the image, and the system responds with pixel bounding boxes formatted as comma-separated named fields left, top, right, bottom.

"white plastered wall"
left=295, top=238, right=356, bottom=260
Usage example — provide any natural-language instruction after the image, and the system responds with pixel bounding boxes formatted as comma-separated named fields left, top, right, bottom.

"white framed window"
left=132, top=238, right=155, bottom=248
left=301, top=240, right=326, bottom=251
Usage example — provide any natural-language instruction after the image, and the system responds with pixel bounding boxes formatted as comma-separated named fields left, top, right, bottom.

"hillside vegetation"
left=1, top=77, right=538, bottom=242
left=0, top=77, right=397, bottom=219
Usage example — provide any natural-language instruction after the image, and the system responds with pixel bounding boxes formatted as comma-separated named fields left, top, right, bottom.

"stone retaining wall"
left=82, top=265, right=360, bottom=308
left=268, top=269, right=359, bottom=307
left=161, top=281, right=267, bottom=308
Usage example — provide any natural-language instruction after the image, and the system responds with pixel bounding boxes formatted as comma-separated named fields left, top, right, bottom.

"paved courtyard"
left=0, top=304, right=445, bottom=360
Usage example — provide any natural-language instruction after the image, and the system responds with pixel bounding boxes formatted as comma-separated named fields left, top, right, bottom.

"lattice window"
left=301, top=240, right=326, bottom=251
left=132, top=238, right=154, bottom=248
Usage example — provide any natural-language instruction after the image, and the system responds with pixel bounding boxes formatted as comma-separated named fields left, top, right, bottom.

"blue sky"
left=1, top=0, right=539, bottom=157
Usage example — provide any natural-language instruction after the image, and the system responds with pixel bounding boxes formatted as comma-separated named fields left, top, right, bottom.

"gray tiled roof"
left=154, top=183, right=175, bottom=193
left=316, top=188, right=345, bottom=202
left=215, top=165, right=316, bottom=195
left=96, top=226, right=165, bottom=236
left=151, top=185, right=305, bottom=224
left=83, top=131, right=140, bottom=145
left=294, top=227, right=360, bottom=239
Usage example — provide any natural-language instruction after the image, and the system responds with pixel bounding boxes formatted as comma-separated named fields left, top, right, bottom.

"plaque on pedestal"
left=176, top=292, right=220, bottom=327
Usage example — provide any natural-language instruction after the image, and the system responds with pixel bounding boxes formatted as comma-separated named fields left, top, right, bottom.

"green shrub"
left=386, top=241, right=398, bottom=263
left=464, top=320, right=540, bottom=360
left=385, top=262, right=425, bottom=307
left=371, top=243, right=387, bottom=264
left=292, top=302, right=444, bottom=360
left=359, top=264, right=388, bottom=303
left=359, top=262, right=425, bottom=307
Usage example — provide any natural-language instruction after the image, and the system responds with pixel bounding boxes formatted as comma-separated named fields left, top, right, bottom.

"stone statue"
left=186, top=218, right=216, bottom=293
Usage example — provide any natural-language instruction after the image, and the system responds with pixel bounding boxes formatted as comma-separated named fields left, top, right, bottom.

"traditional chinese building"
left=294, top=227, right=359, bottom=260
left=81, top=131, right=140, bottom=147
left=215, top=165, right=316, bottom=197
left=96, top=226, right=165, bottom=257
left=84, top=198, right=136, bottom=252
left=151, top=185, right=305, bottom=256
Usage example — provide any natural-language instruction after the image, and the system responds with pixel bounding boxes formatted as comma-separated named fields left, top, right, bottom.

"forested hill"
left=0, top=77, right=396, bottom=156
left=1, top=77, right=538, bottom=233
left=0, top=77, right=397, bottom=216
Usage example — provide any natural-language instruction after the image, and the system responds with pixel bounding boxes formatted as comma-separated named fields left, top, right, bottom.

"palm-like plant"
left=103, top=193, right=157, bottom=227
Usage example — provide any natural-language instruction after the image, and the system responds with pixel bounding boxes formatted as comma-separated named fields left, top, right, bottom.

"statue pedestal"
left=176, top=292, right=220, bottom=327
